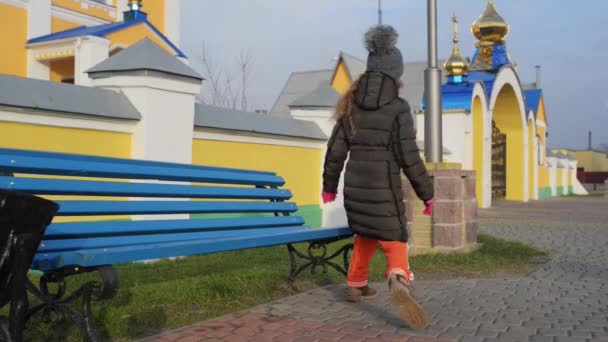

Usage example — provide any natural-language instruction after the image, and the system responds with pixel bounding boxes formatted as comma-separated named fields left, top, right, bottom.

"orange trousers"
left=346, top=234, right=412, bottom=288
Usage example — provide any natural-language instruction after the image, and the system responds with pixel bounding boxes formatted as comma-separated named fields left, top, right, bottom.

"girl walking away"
left=322, top=25, right=435, bottom=330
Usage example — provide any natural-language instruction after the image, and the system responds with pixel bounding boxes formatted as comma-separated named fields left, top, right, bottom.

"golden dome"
left=444, top=13, right=469, bottom=77
left=471, top=0, right=509, bottom=45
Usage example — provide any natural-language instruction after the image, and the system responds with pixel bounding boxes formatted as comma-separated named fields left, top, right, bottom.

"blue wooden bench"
left=0, top=148, right=353, bottom=341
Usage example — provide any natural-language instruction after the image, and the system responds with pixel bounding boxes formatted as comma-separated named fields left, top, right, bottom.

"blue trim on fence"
left=55, top=201, right=298, bottom=216
left=0, top=177, right=292, bottom=200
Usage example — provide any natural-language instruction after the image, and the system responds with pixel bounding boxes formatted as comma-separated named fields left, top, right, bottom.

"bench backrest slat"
left=0, top=148, right=276, bottom=176
left=40, top=226, right=302, bottom=253
left=1, top=177, right=292, bottom=200
left=32, top=227, right=353, bottom=271
left=44, top=216, right=304, bottom=239
left=0, top=153, right=285, bottom=186
left=54, top=201, right=297, bottom=216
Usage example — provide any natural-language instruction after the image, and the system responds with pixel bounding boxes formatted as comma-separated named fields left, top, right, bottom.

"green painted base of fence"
left=556, top=187, right=564, bottom=196
left=190, top=204, right=322, bottom=228
left=539, top=187, right=552, bottom=199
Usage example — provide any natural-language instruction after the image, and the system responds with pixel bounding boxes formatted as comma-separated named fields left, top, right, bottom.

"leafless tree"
left=197, top=43, right=224, bottom=106
left=193, top=43, right=255, bottom=111
left=239, top=50, right=255, bottom=112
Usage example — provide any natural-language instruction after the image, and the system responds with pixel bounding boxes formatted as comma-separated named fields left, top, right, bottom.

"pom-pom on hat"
left=364, top=25, right=404, bottom=81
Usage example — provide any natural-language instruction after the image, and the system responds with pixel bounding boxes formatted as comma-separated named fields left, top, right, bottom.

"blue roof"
left=440, top=82, right=476, bottom=110
left=524, top=89, right=542, bottom=117
left=27, top=16, right=186, bottom=58
left=420, top=74, right=496, bottom=111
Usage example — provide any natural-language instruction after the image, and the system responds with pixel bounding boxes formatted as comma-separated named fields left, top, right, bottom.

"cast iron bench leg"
left=0, top=318, right=9, bottom=341
left=287, top=238, right=353, bottom=286
left=8, top=236, right=32, bottom=342
left=24, top=266, right=119, bottom=342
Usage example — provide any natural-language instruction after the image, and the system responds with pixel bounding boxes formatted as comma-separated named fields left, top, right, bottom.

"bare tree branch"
left=192, top=43, right=256, bottom=111
left=239, top=50, right=255, bottom=111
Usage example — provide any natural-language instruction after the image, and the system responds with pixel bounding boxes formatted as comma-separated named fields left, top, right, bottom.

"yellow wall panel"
left=557, top=169, right=564, bottom=186
left=52, top=16, right=81, bottom=32
left=106, top=23, right=175, bottom=55
left=50, top=58, right=75, bottom=82
left=142, top=0, right=165, bottom=34
left=538, top=166, right=549, bottom=188
left=0, top=121, right=131, bottom=157
left=493, top=85, right=526, bottom=201
left=331, top=61, right=352, bottom=95
left=536, top=98, right=547, bottom=125
left=192, top=139, right=322, bottom=206
left=0, top=3, right=28, bottom=77
left=52, top=0, right=117, bottom=22
left=0, top=121, right=132, bottom=222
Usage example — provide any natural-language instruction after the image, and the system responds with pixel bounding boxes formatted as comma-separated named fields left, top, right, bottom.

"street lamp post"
left=424, top=0, right=443, bottom=163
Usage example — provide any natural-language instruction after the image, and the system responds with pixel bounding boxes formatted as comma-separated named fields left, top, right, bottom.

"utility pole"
left=424, top=0, right=443, bottom=163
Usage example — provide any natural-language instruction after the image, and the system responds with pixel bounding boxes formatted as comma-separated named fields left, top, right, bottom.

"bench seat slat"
left=0, top=154, right=285, bottom=186
left=39, top=227, right=304, bottom=253
left=45, top=216, right=305, bottom=239
left=32, top=227, right=353, bottom=271
left=55, top=201, right=298, bottom=216
left=0, top=148, right=276, bottom=176
left=1, top=177, right=292, bottom=200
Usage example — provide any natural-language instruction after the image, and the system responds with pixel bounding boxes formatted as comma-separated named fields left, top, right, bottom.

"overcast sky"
left=181, top=0, right=608, bottom=150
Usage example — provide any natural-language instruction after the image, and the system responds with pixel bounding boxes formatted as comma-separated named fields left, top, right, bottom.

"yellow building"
left=556, top=149, right=608, bottom=173
left=0, top=0, right=181, bottom=85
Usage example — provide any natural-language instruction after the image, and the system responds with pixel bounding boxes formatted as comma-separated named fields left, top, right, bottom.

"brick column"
left=403, top=166, right=478, bottom=255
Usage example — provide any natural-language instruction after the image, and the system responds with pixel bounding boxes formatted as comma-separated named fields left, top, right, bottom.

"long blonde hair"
left=334, top=76, right=362, bottom=134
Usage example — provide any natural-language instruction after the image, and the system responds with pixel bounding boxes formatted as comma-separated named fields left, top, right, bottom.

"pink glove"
left=423, top=199, right=434, bottom=216
left=322, top=192, right=337, bottom=204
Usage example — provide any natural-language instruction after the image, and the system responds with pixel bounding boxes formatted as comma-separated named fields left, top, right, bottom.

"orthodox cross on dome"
left=443, top=13, right=469, bottom=83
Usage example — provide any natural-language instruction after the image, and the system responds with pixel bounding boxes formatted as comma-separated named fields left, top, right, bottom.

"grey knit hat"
left=364, top=25, right=404, bottom=81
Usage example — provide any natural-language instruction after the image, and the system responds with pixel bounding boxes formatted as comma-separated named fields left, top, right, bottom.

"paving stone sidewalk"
left=146, top=197, right=608, bottom=342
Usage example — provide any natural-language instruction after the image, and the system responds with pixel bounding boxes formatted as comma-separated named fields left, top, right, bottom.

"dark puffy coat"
left=323, top=71, right=434, bottom=242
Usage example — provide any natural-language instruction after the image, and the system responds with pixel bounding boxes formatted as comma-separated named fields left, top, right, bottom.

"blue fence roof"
left=524, top=89, right=542, bottom=117
left=420, top=72, right=496, bottom=111
left=27, top=16, right=186, bottom=58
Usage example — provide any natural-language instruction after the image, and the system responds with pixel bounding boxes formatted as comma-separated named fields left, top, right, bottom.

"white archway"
left=486, top=66, right=529, bottom=202
left=471, top=82, right=491, bottom=208
left=528, top=111, right=539, bottom=200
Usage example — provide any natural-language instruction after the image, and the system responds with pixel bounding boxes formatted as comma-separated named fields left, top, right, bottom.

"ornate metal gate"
left=491, top=121, right=507, bottom=200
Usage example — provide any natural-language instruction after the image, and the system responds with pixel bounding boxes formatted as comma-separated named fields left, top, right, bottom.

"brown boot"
left=388, top=273, right=428, bottom=329
left=346, top=286, right=377, bottom=302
